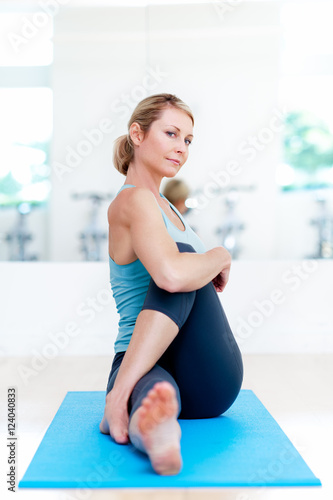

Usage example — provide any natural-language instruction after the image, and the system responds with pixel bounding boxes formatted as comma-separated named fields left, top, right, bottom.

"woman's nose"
left=175, top=139, right=186, bottom=153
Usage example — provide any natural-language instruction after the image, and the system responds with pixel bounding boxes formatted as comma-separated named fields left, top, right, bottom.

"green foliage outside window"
left=282, top=110, right=333, bottom=190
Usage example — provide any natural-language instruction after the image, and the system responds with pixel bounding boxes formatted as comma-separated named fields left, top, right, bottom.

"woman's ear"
left=129, top=122, right=144, bottom=146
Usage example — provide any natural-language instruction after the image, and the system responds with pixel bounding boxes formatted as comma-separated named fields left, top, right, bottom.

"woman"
left=162, top=178, right=190, bottom=215
left=100, top=93, right=243, bottom=476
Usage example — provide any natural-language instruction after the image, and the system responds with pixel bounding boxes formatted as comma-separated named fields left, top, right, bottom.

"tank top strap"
left=116, top=184, right=136, bottom=195
left=116, top=185, right=187, bottom=232
left=159, top=192, right=187, bottom=229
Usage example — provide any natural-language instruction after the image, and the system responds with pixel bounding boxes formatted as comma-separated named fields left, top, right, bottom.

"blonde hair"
left=113, top=93, right=194, bottom=176
left=162, top=179, right=190, bottom=205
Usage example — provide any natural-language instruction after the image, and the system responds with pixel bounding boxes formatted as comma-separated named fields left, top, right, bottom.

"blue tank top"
left=109, top=184, right=206, bottom=354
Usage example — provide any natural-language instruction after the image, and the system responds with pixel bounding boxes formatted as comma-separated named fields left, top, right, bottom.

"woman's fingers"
left=212, top=268, right=229, bottom=292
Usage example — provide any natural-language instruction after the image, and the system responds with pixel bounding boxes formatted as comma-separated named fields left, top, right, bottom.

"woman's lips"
left=167, top=158, right=180, bottom=165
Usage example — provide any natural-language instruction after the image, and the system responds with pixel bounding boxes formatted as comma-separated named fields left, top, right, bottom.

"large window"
left=277, top=3, right=333, bottom=191
left=0, top=10, right=53, bottom=206
left=0, top=87, right=52, bottom=205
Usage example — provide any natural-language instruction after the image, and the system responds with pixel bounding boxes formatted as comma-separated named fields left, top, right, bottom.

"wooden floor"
left=1, top=353, right=332, bottom=500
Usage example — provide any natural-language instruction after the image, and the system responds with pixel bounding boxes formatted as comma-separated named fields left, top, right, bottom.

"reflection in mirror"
left=0, top=0, right=332, bottom=261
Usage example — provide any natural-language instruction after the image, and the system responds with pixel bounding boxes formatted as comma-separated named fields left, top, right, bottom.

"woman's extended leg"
left=128, top=381, right=183, bottom=475
left=99, top=309, right=180, bottom=444
left=100, top=318, right=185, bottom=475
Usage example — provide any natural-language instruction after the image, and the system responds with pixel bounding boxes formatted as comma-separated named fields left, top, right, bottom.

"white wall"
left=1, top=260, right=332, bottom=362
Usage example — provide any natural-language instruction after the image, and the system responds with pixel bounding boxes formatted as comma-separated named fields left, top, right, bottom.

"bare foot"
left=99, top=390, right=129, bottom=444
left=129, top=381, right=182, bottom=476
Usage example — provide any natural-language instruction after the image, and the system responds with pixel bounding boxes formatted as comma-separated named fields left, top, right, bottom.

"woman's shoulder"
left=108, top=186, right=157, bottom=225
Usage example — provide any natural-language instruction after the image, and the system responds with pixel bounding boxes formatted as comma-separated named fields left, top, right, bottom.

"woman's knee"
left=179, top=380, right=242, bottom=419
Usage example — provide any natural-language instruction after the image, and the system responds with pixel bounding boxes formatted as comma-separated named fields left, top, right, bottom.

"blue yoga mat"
left=19, top=390, right=321, bottom=488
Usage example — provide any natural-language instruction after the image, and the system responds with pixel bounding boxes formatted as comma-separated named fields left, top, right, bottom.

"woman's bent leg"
left=162, top=280, right=243, bottom=418
left=102, top=242, right=242, bottom=445
left=141, top=242, right=243, bottom=419
left=102, top=242, right=242, bottom=473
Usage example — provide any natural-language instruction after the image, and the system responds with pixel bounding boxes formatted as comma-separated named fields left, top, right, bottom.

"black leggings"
left=106, top=242, right=243, bottom=420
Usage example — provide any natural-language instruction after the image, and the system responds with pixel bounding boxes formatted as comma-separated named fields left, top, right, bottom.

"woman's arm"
left=124, top=187, right=231, bottom=293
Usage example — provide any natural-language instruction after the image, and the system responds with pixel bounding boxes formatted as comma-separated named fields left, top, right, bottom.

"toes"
left=103, top=404, right=129, bottom=443
left=138, top=382, right=179, bottom=433
left=141, top=398, right=153, bottom=411
left=112, top=428, right=129, bottom=444
left=155, top=382, right=175, bottom=402
left=99, top=418, right=109, bottom=435
left=146, top=388, right=159, bottom=403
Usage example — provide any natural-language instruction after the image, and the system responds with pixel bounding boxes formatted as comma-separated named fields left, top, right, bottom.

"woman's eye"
left=167, top=131, right=192, bottom=145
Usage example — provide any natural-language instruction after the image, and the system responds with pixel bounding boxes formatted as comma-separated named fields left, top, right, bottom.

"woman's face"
left=135, top=107, right=194, bottom=177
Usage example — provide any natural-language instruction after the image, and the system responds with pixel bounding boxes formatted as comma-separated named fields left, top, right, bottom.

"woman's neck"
left=125, top=166, right=163, bottom=199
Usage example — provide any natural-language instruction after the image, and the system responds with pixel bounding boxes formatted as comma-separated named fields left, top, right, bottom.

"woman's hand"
left=211, top=247, right=231, bottom=292
left=212, top=267, right=230, bottom=293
